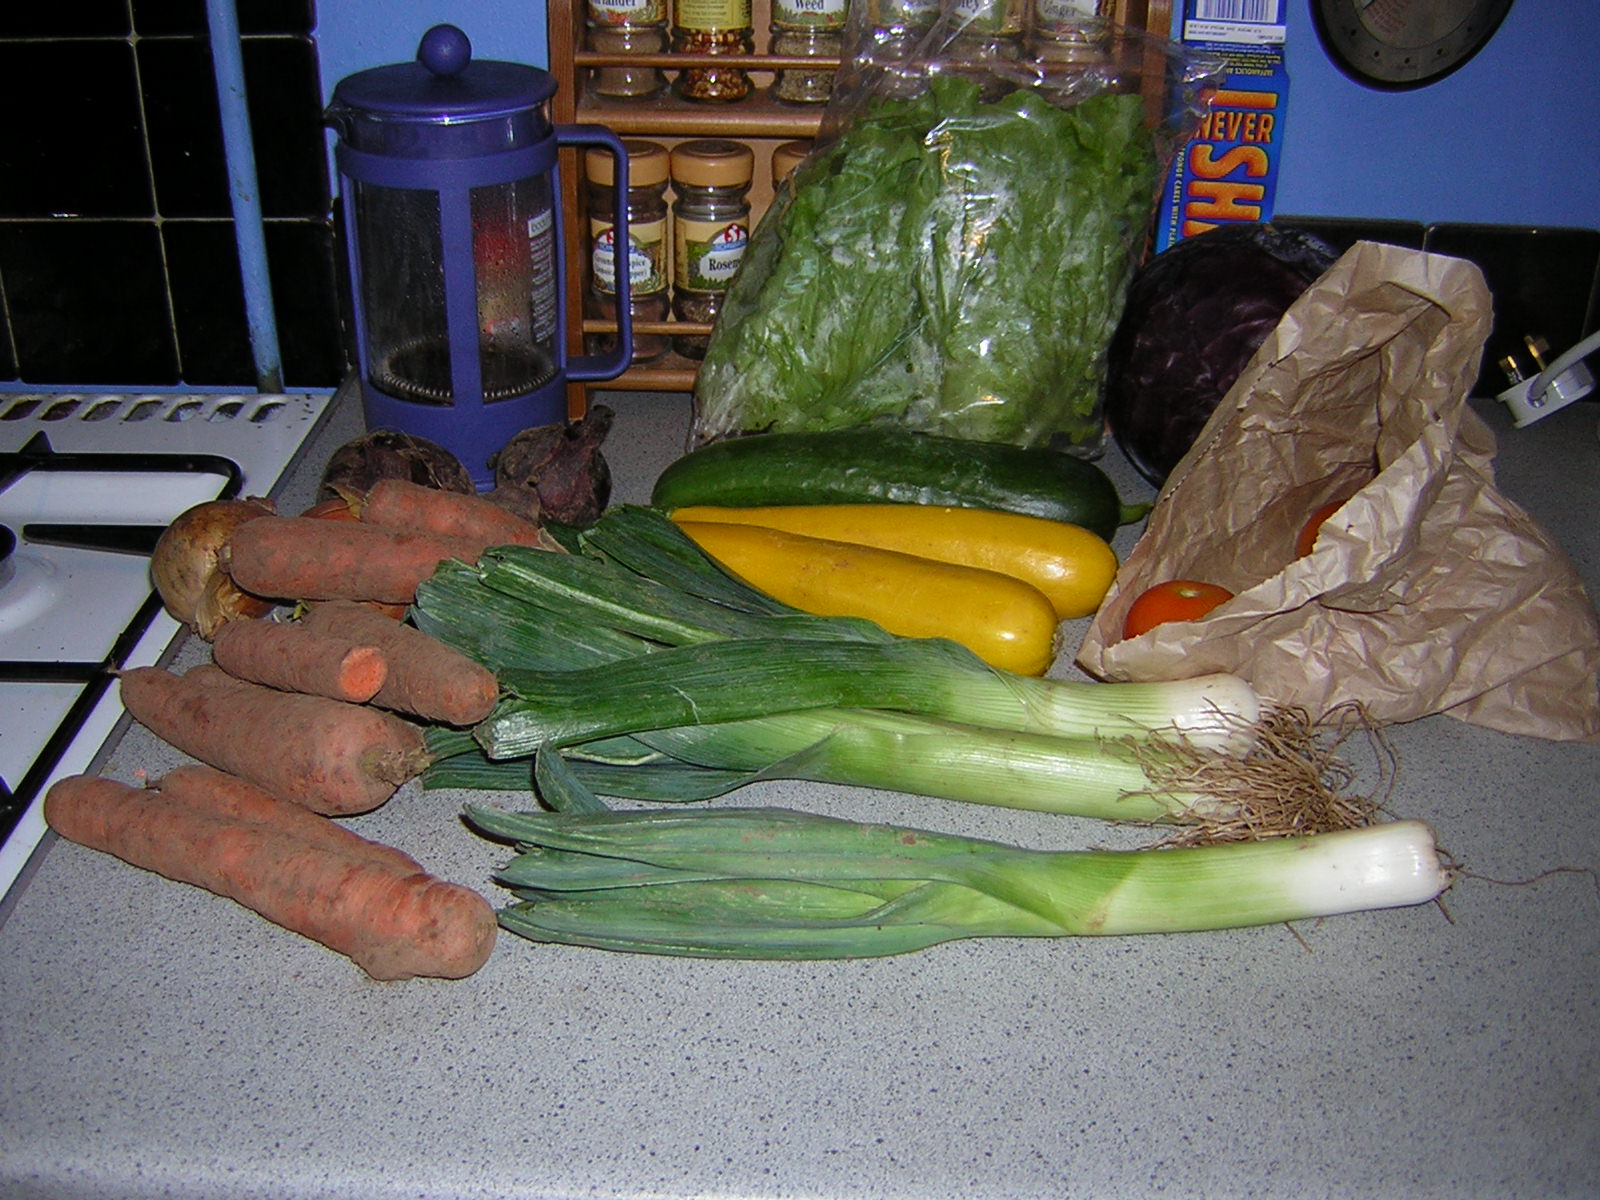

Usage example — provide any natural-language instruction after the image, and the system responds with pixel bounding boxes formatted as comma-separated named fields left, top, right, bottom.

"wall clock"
left=1311, top=0, right=1514, bottom=89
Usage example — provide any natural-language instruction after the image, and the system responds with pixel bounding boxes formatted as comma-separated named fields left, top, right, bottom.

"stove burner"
left=0, top=431, right=245, bottom=853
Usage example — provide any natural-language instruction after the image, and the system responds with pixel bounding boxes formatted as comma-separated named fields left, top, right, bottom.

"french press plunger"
left=327, top=24, right=631, bottom=487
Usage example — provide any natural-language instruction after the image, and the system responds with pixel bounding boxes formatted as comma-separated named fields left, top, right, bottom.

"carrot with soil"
left=44, top=770, right=496, bottom=980
left=119, top=664, right=431, bottom=815
left=151, top=763, right=422, bottom=876
left=358, top=478, right=560, bottom=550
left=300, top=601, right=499, bottom=727
left=222, top=516, right=489, bottom=606
left=210, top=617, right=389, bottom=703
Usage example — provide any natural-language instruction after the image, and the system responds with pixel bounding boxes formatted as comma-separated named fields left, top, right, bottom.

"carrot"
left=119, top=664, right=431, bottom=815
left=359, top=478, right=558, bottom=550
left=44, top=771, right=497, bottom=981
left=151, top=763, right=421, bottom=877
left=210, top=617, right=389, bottom=703
left=300, top=601, right=499, bottom=727
left=222, top=516, right=487, bottom=606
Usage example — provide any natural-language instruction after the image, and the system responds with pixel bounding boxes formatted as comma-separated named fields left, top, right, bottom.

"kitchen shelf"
left=550, top=0, right=1173, bottom=413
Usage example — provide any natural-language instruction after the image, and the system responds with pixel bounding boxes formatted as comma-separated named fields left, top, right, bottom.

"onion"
left=151, top=497, right=277, bottom=639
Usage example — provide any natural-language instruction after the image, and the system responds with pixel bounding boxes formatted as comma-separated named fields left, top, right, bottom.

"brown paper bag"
left=1076, top=242, right=1600, bottom=743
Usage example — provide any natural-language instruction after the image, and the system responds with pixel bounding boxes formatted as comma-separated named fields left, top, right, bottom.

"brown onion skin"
left=151, top=498, right=277, bottom=639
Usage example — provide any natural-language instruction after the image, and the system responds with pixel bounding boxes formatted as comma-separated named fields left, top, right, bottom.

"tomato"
left=1295, top=498, right=1347, bottom=559
left=1122, top=579, right=1234, bottom=639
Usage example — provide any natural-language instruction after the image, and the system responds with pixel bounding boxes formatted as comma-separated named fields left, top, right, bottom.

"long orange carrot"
left=152, top=763, right=421, bottom=876
left=300, top=601, right=499, bottom=727
left=210, top=617, right=388, bottom=703
left=222, top=516, right=487, bottom=606
left=360, top=478, right=559, bottom=550
left=44, top=771, right=497, bottom=981
left=119, top=665, right=430, bottom=815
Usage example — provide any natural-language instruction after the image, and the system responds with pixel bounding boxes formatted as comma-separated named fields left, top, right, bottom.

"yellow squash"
left=674, top=520, right=1060, bottom=676
left=669, top=503, right=1118, bottom=619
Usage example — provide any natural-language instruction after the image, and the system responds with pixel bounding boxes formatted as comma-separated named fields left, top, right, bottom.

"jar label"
left=867, top=0, right=938, bottom=29
left=675, top=218, right=748, bottom=291
left=772, top=0, right=848, bottom=28
left=951, top=0, right=1023, bottom=34
left=1034, top=0, right=1103, bottom=20
left=591, top=217, right=667, bottom=296
left=527, top=208, right=559, bottom=344
left=675, top=0, right=752, bottom=31
left=588, top=0, right=666, bottom=26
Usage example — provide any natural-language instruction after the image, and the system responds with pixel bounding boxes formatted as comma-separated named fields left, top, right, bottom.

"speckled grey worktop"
left=1, top=383, right=1596, bottom=1200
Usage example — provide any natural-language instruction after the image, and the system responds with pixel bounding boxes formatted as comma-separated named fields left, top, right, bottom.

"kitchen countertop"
left=1, top=381, right=1596, bottom=1200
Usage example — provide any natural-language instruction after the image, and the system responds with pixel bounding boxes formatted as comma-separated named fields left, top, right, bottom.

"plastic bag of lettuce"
left=690, top=20, right=1216, bottom=455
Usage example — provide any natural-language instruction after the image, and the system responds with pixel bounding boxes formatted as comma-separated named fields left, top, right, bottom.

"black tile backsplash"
left=139, top=35, right=327, bottom=219
left=0, top=2, right=341, bottom=392
left=0, top=221, right=178, bottom=383
left=0, top=40, right=153, bottom=218
left=0, top=3, right=130, bottom=37
left=130, top=0, right=316, bottom=37
left=164, top=218, right=343, bottom=386
left=1273, top=215, right=1428, bottom=256
left=1422, top=223, right=1600, bottom=389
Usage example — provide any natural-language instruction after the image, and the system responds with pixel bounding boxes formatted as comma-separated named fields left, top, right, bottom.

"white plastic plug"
left=1497, top=330, right=1600, bottom=427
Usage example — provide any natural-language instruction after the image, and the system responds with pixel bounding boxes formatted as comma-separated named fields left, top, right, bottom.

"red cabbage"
left=1105, top=224, right=1337, bottom=485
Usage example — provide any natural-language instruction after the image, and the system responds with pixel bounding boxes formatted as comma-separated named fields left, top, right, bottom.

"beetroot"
left=318, top=431, right=475, bottom=502
left=486, top=404, right=614, bottom=527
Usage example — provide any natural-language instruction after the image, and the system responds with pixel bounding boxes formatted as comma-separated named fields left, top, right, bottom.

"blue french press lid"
left=327, top=25, right=557, bottom=157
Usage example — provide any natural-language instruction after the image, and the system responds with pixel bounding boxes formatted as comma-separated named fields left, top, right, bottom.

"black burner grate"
left=0, top=432, right=242, bottom=850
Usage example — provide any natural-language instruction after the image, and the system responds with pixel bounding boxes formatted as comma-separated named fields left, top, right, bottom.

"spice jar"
left=671, top=0, right=754, bottom=101
left=585, top=140, right=671, bottom=364
left=948, top=0, right=1026, bottom=63
left=770, top=139, right=811, bottom=191
left=670, top=139, right=753, bottom=359
left=770, top=0, right=847, bottom=105
left=862, top=0, right=938, bottom=60
left=1028, top=0, right=1110, bottom=63
left=585, top=0, right=669, bottom=100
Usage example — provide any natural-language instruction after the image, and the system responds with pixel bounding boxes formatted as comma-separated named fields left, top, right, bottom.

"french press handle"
left=557, top=125, right=633, bottom=382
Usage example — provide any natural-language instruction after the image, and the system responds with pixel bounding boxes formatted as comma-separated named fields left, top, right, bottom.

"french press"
left=327, top=25, right=631, bottom=487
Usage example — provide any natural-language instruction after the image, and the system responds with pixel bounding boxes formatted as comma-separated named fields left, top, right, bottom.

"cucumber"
left=651, top=430, right=1130, bottom=542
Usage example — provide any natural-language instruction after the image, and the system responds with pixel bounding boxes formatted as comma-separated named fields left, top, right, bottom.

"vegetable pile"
left=692, top=74, right=1161, bottom=451
left=46, top=423, right=1452, bottom=972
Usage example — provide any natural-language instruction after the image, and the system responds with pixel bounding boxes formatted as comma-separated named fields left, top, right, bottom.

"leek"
left=414, top=507, right=1267, bottom=824
left=465, top=802, right=1452, bottom=960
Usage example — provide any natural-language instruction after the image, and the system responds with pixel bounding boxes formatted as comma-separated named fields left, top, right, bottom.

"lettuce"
left=692, top=74, right=1160, bottom=451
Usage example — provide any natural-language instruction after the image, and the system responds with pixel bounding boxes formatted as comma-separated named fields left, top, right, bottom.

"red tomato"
left=1295, top=498, right=1347, bottom=559
left=1122, top=580, right=1234, bottom=639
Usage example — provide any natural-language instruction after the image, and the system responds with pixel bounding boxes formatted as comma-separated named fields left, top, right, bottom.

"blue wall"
left=314, top=0, right=1600, bottom=232
left=1272, top=0, right=1600, bottom=229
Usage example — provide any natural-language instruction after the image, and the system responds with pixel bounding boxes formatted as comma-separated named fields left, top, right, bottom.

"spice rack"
left=548, top=0, right=1173, bottom=413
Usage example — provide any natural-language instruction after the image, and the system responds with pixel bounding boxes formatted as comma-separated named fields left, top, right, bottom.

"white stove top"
left=0, top=391, right=334, bottom=906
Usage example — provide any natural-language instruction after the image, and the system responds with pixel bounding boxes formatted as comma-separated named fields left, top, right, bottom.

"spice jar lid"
left=586, top=139, right=670, bottom=187
left=670, top=139, right=755, bottom=189
left=770, top=139, right=812, bottom=184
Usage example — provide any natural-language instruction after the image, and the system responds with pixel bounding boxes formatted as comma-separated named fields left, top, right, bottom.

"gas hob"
left=0, top=391, right=334, bottom=909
